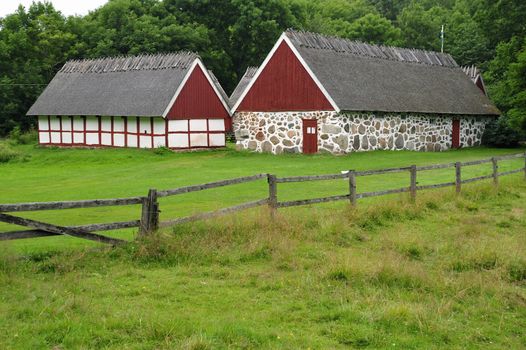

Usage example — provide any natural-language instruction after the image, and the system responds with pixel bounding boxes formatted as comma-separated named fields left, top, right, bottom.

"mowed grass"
left=0, top=142, right=524, bottom=253
left=0, top=175, right=525, bottom=349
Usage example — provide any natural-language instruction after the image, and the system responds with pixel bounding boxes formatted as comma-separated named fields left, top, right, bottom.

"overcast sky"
left=0, top=0, right=108, bottom=18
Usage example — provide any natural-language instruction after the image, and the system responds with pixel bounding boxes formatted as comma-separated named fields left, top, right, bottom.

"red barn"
left=27, top=52, right=231, bottom=149
left=231, top=30, right=499, bottom=154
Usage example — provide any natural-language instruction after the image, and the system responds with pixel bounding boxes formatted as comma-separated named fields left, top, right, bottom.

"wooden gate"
left=452, top=119, right=460, bottom=148
left=302, top=119, right=318, bottom=154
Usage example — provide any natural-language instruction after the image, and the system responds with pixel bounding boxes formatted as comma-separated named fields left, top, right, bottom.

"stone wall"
left=233, top=111, right=332, bottom=153
left=233, top=111, right=493, bottom=154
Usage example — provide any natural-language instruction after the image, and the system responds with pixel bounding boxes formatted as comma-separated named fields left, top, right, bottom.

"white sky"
left=0, top=0, right=108, bottom=18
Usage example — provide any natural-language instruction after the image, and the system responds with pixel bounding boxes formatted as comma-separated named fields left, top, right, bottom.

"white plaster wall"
left=101, top=117, right=111, bottom=132
left=114, top=134, right=125, bottom=147
left=127, top=134, right=138, bottom=147
left=114, top=118, right=125, bottom=132
left=62, top=132, right=72, bottom=144
left=127, top=118, right=138, bottom=133
left=168, top=134, right=188, bottom=148
left=209, top=119, right=225, bottom=131
left=209, top=133, right=226, bottom=147
left=38, top=116, right=48, bottom=130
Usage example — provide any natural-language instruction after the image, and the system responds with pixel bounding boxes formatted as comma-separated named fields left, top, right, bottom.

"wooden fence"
left=1, top=152, right=525, bottom=245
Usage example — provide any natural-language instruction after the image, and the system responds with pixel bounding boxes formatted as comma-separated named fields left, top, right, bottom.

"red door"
left=452, top=119, right=460, bottom=148
left=302, top=119, right=318, bottom=154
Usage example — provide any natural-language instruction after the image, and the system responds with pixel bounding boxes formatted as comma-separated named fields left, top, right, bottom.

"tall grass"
left=0, top=142, right=23, bottom=163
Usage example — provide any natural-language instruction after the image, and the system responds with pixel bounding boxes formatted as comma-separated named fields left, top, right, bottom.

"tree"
left=172, top=0, right=298, bottom=92
left=485, top=37, right=526, bottom=135
left=366, top=0, right=411, bottom=20
left=0, top=2, right=79, bottom=135
left=443, top=4, right=490, bottom=66
left=397, top=4, right=448, bottom=50
left=345, top=13, right=401, bottom=45
left=296, top=0, right=376, bottom=35
left=474, top=0, right=526, bottom=49
left=294, top=0, right=400, bottom=45
left=0, top=0, right=525, bottom=137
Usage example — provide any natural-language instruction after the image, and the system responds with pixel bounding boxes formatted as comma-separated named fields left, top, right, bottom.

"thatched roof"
left=462, top=65, right=481, bottom=81
left=286, top=30, right=499, bottom=115
left=230, top=67, right=258, bottom=107
left=280, top=31, right=499, bottom=115
left=286, top=30, right=458, bottom=68
left=27, top=52, right=213, bottom=117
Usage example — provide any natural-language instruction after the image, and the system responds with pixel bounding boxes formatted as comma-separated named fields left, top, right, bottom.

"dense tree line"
left=0, top=0, right=525, bottom=138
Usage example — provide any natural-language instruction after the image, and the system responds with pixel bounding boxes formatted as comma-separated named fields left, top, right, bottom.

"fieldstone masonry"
left=233, top=111, right=493, bottom=154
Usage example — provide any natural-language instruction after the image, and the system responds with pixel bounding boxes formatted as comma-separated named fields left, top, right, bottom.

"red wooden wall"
left=237, top=41, right=334, bottom=112
left=167, top=65, right=230, bottom=120
left=475, top=76, right=486, bottom=95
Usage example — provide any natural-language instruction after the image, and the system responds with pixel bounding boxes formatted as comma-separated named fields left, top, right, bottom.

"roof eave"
left=337, top=109, right=500, bottom=116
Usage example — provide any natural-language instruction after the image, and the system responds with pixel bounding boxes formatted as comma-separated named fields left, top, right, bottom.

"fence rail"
left=159, top=198, right=269, bottom=228
left=0, top=197, right=144, bottom=213
left=157, top=174, right=267, bottom=197
left=1, top=152, right=525, bottom=245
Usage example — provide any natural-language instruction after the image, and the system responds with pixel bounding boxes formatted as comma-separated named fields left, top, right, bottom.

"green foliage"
left=0, top=142, right=23, bottom=163
left=344, top=13, right=402, bottom=45
left=0, top=2, right=82, bottom=135
left=485, top=37, right=526, bottom=135
left=367, top=0, right=411, bottom=20
left=152, top=146, right=172, bottom=155
left=296, top=0, right=402, bottom=44
left=398, top=4, right=446, bottom=50
left=482, top=117, right=522, bottom=148
left=7, top=126, right=38, bottom=145
left=1, top=0, right=525, bottom=136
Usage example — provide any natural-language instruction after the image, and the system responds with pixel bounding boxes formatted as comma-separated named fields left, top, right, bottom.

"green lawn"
left=0, top=177, right=524, bottom=349
left=1, top=143, right=526, bottom=349
left=0, top=143, right=524, bottom=252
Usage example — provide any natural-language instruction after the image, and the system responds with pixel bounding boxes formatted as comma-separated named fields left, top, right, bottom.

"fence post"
left=455, top=162, right=462, bottom=194
left=139, top=189, right=158, bottom=236
left=491, top=157, right=498, bottom=187
left=410, top=165, right=417, bottom=202
left=267, top=174, right=278, bottom=218
left=348, top=170, right=357, bottom=206
left=524, top=152, right=526, bottom=180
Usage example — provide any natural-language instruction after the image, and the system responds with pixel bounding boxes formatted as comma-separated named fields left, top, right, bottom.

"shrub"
left=0, top=142, right=21, bottom=163
left=152, top=146, right=172, bottom=155
left=482, top=117, right=522, bottom=147
left=8, top=126, right=37, bottom=145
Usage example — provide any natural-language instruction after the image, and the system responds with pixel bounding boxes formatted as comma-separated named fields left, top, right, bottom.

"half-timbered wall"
left=166, top=118, right=226, bottom=148
left=38, top=116, right=227, bottom=149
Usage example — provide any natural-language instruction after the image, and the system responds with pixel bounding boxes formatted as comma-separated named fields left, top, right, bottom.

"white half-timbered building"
left=27, top=52, right=231, bottom=149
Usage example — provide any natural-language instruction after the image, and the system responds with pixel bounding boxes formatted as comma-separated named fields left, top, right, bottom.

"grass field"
left=0, top=142, right=524, bottom=251
left=1, top=142, right=526, bottom=349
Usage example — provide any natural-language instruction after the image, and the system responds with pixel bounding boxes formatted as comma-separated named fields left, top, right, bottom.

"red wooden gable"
left=237, top=41, right=334, bottom=112
left=167, top=64, right=229, bottom=120
left=475, top=76, right=486, bottom=95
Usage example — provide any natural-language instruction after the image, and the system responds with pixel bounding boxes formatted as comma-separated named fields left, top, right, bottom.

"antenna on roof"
left=440, top=25, right=445, bottom=53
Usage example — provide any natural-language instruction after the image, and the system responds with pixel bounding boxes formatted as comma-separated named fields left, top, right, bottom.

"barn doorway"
left=452, top=119, right=460, bottom=148
left=302, top=119, right=318, bottom=154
